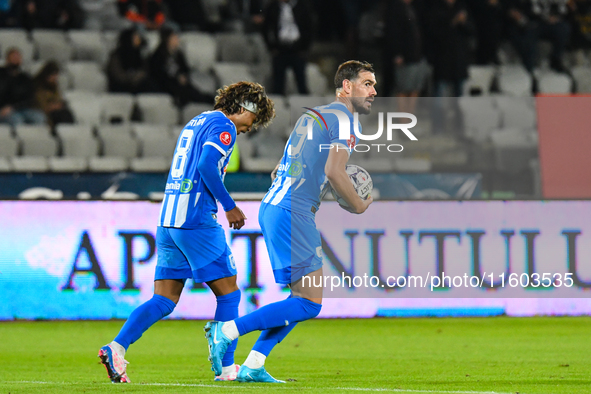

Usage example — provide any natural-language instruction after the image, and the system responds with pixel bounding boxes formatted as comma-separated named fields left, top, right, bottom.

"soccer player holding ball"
left=205, top=60, right=376, bottom=383
left=98, top=82, right=275, bottom=383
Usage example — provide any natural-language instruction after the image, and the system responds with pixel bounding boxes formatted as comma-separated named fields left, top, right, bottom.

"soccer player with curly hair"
left=98, top=81, right=275, bottom=383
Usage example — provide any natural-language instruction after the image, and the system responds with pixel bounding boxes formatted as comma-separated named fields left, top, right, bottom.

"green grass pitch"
left=0, top=317, right=589, bottom=393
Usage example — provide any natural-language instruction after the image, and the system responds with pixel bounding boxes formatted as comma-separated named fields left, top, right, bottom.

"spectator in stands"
left=383, top=0, right=428, bottom=110
left=118, top=0, right=165, bottom=30
left=149, top=27, right=214, bottom=107
left=14, top=0, right=85, bottom=30
left=506, top=0, right=571, bottom=72
left=469, top=0, right=504, bottom=65
left=428, top=0, right=473, bottom=97
left=262, top=0, right=315, bottom=95
left=0, top=48, right=46, bottom=126
left=568, top=0, right=591, bottom=52
left=33, top=61, right=74, bottom=127
left=107, top=27, right=155, bottom=94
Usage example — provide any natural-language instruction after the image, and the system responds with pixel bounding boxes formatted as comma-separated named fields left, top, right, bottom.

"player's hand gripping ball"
left=331, top=165, right=373, bottom=213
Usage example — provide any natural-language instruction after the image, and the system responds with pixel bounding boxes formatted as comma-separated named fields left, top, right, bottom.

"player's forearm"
left=197, top=146, right=236, bottom=212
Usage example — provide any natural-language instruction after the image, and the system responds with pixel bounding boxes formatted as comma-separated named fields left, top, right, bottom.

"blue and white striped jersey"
left=262, top=101, right=359, bottom=217
left=158, top=110, right=236, bottom=228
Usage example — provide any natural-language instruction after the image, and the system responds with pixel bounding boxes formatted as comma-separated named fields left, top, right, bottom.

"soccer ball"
left=331, top=164, right=373, bottom=213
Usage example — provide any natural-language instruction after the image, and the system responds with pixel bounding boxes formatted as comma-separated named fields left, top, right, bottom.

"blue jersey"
left=158, top=111, right=236, bottom=229
left=262, top=101, right=360, bottom=217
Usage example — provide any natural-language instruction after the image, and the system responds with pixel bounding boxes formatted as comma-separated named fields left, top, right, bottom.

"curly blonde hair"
left=214, top=81, right=275, bottom=128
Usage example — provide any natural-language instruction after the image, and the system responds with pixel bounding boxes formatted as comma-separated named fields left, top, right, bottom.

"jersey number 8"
left=171, top=128, right=194, bottom=180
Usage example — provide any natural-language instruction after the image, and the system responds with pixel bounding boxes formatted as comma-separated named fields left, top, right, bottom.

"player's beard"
left=351, top=96, right=372, bottom=115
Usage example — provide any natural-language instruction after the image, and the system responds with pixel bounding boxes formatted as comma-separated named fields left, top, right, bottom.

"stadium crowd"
left=0, top=0, right=586, bottom=196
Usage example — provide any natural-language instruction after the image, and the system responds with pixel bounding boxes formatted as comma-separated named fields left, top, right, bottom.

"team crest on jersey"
left=220, top=132, right=232, bottom=146
left=347, top=135, right=356, bottom=148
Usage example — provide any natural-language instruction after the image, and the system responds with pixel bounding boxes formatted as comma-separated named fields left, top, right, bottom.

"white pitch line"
left=6, top=381, right=521, bottom=394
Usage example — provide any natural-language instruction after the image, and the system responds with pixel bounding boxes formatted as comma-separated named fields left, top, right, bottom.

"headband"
left=240, top=101, right=258, bottom=114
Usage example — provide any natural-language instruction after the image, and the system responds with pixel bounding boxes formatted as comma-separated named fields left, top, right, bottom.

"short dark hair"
left=214, top=81, right=275, bottom=128
left=334, top=60, right=374, bottom=91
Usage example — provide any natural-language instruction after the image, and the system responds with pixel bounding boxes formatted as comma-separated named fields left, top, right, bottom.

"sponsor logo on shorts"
left=220, top=132, right=232, bottom=146
left=316, top=246, right=323, bottom=258
left=229, top=254, right=236, bottom=269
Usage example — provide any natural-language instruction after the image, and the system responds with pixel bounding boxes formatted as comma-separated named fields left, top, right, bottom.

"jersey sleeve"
left=203, top=123, right=236, bottom=158
left=327, top=112, right=353, bottom=155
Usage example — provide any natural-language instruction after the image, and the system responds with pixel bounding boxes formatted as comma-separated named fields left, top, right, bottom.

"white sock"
left=243, top=350, right=266, bottom=369
left=110, top=341, right=126, bottom=358
left=219, top=364, right=237, bottom=377
left=221, top=321, right=239, bottom=341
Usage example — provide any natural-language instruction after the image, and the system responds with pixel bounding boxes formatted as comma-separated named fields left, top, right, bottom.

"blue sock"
left=214, top=289, right=241, bottom=367
left=234, top=296, right=321, bottom=336
left=114, top=294, right=176, bottom=350
left=252, top=323, right=298, bottom=357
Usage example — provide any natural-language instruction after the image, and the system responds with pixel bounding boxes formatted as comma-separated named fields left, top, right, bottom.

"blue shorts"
left=259, top=203, right=323, bottom=284
left=155, top=225, right=237, bottom=283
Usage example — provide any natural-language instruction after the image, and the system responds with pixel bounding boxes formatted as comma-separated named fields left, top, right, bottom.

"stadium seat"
left=494, top=96, right=537, bottom=129
left=393, top=158, right=432, bottom=172
left=0, top=133, right=19, bottom=159
left=20, top=135, right=58, bottom=157
left=88, top=156, right=128, bottom=172
left=130, top=157, right=170, bottom=172
left=132, top=124, right=171, bottom=139
left=64, top=91, right=102, bottom=125
left=97, top=124, right=133, bottom=139
left=216, top=33, right=256, bottom=63
left=571, top=66, right=591, bottom=93
left=490, top=128, right=539, bottom=172
left=463, top=65, right=496, bottom=96
left=15, top=124, right=52, bottom=140
left=101, top=93, right=135, bottom=124
left=140, top=135, right=177, bottom=159
left=213, top=62, right=255, bottom=86
left=61, top=135, right=100, bottom=158
left=181, top=103, right=213, bottom=125
left=68, top=30, right=108, bottom=64
left=67, top=61, right=107, bottom=92
left=31, top=30, right=73, bottom=64
left=0, top=29, right=35, bottom=65
left=190, top=70, right=217, bottom=95
left=181, top=32, right=217, bottom=73
left=55, top=124, right=94, bottom=139
left=10, top=156, right=49, bottom=172
left=136, top=94, right=178, bottom=125
left=266, top=97, right=291, bottom=138
left=458, top=97, right=501, bottom=142
left=498, top=65, right=533, bottom=96
left=0, top=157, right=12, bottom=172
left=101, top=134, right=139, bottom=159
left=537, top=71, right=573, bottom=94
left=48, top=157, right=88, bottom=172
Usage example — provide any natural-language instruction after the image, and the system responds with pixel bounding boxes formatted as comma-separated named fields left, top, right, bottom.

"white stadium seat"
left=101, top=134, right=139, bottom=159
left=213, top=62, right=255, bottom=86
left=61, top=135, right=100, bottom=158
left=101, top=93, right=135, bottom=124
left=15, top=124, right=52, bottom=140
left=498, top=65, right=533, bottom=96
left=136, top=94, right=178, bottom=125
left=67, top=61, right=107, bottom=92
left=88, top=156, right=128, bottom=172
left=130, top=157, right=170, bottom=172
left=140, top=135, right=177, bottom=159
left=571, top=66, right=591, bottom=94
left=48, top=157, right=88, bottom=172
left=11, top=156, right=49, bottom=172
left=182, top=103, right=213, bottom=124
left=64, top=90, right=102, bottom=125
left=31, top=29, right=73, bottom=64
left=68, top=30, right=108, bottom=64
left=181, top=32, right=217, bottom=73
left=132, top=124, right=171, bottom=139
left=537, top=71, right=572, bottom=94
